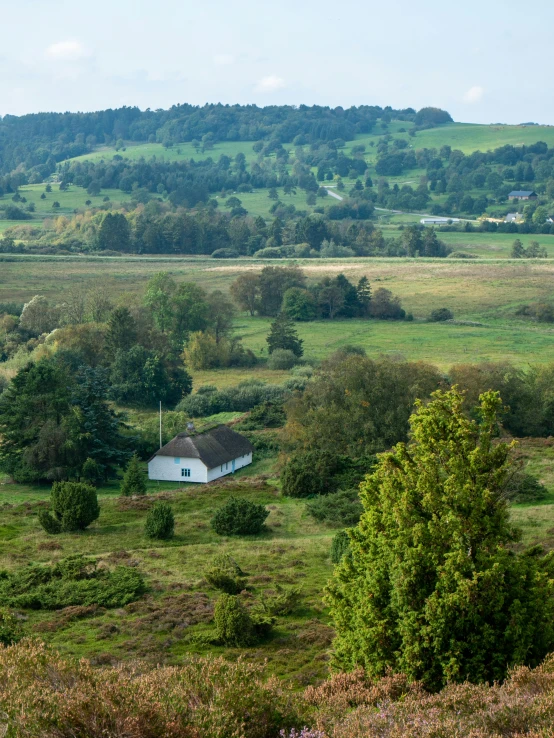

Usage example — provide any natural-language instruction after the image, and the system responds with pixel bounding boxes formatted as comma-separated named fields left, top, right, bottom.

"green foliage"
left=266, top=313, right=304, bottom=357
left=120, top=454, right=147, bottom=497
left=0, top=608, right=23, bottom=646
left=211, top=497, right=269, bottom=536
left=327, top=388, right=554, bottom=689
left=213, top=594, right=255, bottom=646
left=330, top=530, right=351, bottom=564
left=0, top=555, right=145, bottom=610
left=282, top=287, right=317, bottom=321
left=429, top=307, right=453, bottom=322
left=281, top=450, right=342, bottom=498
left=238, top=402, right=286, bottom=430
left=252, top=585, right=301, bottom=617
left=39, top=481, right=100, bottom=533
left=144, top=501, right=175, bottom=540
left=178, top=380, right=289, bottom=417
left=306, top=489, right=363, bottom=526
left=505, top=471, right=549, bottom=503
left=204, top=554, right=246, bottom=594
left=266, top=348, right=298, bottom=370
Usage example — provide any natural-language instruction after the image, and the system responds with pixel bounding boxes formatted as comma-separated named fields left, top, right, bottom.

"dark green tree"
left=211, top=497, right=269, bottom=536
left=104, top=307, right=137, bottom=358
left=330, top=530, right=351, bottom=564
left=214, top=594, right=255, bottom=646
left=266, top=313, right=303, bottom=357
left=120, top=454, right=147, bottom=496
left=97, top=213, right=131, bottom=252
left=145, top=501, right=174, bottom=540
left=326, top=388, right=554, bottom=690
left=356, top=277, right=371, bottom=316
left=511, top=239, right=526, bottom=258
left=39, top=481, right=100, bottom=533
left=281, top=287, right=317, bottom=321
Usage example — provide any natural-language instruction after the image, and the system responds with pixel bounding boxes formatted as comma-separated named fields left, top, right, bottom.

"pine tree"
left=120, top=454, right=147, bottom=497
left=104, top=307, right=137, bottom=358
left=266, top=313, right=304, bottom=357
left=356, top=276, right=371, bottom=316
left=326, top=388, right=554, bottom=690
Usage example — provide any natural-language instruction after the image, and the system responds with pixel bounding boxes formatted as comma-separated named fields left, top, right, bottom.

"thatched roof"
left=149, top=425, right=253, bottom=469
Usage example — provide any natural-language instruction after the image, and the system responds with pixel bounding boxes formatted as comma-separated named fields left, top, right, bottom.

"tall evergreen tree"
left=356, top=276, right=371, bottom=316
left=326, top=388, right=554, bottom=690
left=266, top=313, right=304, bottom=357
left=104, top=307, right=137, bottom=358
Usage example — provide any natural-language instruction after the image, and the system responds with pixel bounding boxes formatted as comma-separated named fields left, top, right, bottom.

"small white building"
left=148, top=424, right=254, bottom=484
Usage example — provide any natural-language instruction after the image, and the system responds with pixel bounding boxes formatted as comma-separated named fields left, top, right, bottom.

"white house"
left=148, top=424, right=254, bottom=484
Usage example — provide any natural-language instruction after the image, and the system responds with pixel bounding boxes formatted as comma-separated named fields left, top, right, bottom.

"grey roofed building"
left=508, top=190, right=537, bottom=200
left=149, top=425, right=254, bottom=469
left=505, top=213, right=522, bottom=222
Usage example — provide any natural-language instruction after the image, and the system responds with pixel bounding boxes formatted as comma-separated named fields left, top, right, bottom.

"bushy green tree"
left=120, top=454, right=147, bottom=496
left=282, top=287, right=317, bottom=321
left=266, top=313, right=304, bottom=357
left=214, top=594, right=255, bottom=646
left=281, top=450, right=341, bottom=498
left=40, top=481, right=100, bottom=533
left=145, top=501, right=174, bottom=540
left=327, top=388, right=554, bottom=690
left=211, top=497, right=269, bottom=536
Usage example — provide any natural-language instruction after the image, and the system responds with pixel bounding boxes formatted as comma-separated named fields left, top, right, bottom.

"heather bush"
left=39, top=481, right=100, bottom=533
left=144, top=501, right=174, bottom=540
left=0, top=640, right=302, bottom=738
left=211, top=496, right=269, bottom=536
left=0, top=555, right=145, bottom=610
left=204, top=554, right=247, bottom=594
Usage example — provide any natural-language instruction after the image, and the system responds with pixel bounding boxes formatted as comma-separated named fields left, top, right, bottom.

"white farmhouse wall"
left=148, top=456, right=208, bottom=483
left=206, top=452, right=253, bottom=482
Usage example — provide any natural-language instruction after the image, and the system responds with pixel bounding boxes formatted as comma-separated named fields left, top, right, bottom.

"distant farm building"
left=508, top=190, right=537, bottom=200
left=505, top=213, right=522, bottom=222
left=148, top=425, right=253, bottom=483
left=420, top=217, right=460, bottom=225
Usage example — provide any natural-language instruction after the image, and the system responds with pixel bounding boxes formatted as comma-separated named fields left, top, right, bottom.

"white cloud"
left=213, top=54, right=235, bottom=66
left=256, top=74, right=286, bottom=93
left=46, top=40, right=89, bottom=61
left=463, top=85, right=484, bottom=104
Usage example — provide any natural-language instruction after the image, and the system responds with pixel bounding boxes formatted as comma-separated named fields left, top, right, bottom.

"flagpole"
left=159, top=401, right=162, bottom=449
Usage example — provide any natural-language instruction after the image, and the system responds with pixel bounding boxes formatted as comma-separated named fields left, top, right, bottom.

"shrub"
left=204, top=554, right=247, bottom=594
left=178, top=380, right=288, bottom=417
left=211, top=248, right=239, bottom=259
left=253, top=247, right=284, bottom=258
left=505, top=471, right=549, bottom=502
left=0, top=640, right=301, bottom=738
left=120, top=454, right=147, bottom=496
left=429, top=307, right=453, bottom=322
left=211, top=497, right=269, bottom=536
left=0, top=555, right=145, bottom=610
left=267, top=349, right=298, bottom=370
left=306, top=489, right=363, bottom=526
left=145, top=502, right=175, bottom=540
left=239, top=402, right=286, bottom=430
left=330, top=530, right=351, bottom=564
left=281, top=451, right=341, bottom=498
left=39, top=482, right=100, bottom=534
left=214, top=594, right=255, bottom=646
left=0, top=608, right=23, bottom=646
left=253, top=585, right=302, bottom=617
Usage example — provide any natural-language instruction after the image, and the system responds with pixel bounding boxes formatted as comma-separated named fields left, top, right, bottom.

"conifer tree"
left=120, top=454, right=147, bottom=497
left=326, top=388, right=554, bottom=690
left=266, top=313, right=303, bottom=357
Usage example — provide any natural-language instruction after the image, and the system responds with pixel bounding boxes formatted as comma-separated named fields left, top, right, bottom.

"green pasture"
left=0, top=183, right=132, bottom=223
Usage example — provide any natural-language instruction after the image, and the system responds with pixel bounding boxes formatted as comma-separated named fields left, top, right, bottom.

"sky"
left=1, top=0, right=552, bottom=124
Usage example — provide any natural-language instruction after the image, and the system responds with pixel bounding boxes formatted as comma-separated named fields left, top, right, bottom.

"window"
left=181, top=468, right=191, bottom=478
left=174, top=457, right=180, bottom=465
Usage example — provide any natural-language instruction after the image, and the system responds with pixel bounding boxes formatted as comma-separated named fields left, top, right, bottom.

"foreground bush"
left=0, top=554, right=145, bottom=610
left=327, top=388, right=554, bottom=690
left=39, top=481, right=100, bottom=534
left=0, top=640, right=301, bottom=738
left=211, top=497, right=269, bottom=536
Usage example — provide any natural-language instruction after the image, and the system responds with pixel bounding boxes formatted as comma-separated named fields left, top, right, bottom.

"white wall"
left=207, top=452, right=253, bottom=482
left=148, top=453, right=253, bottom=484
left=148, top=455, right=208, bottom=483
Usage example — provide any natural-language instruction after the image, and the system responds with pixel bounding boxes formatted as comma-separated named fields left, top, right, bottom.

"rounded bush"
left=211, top=248, right=239, bottom=259
left=429, top=308, right=454, bottom=322
left=281, top=451, right=340, bottom=498
left=205, top=554, right=246, bottom=594
left=214, top=594, right=255, bottom=646
left=211, top=497, right=269, bottom=536
left=267, top=349, right=298, bottom=370
left=145, top=501, right=175, bottom=540
left=41, top=482, right=100, bottom=533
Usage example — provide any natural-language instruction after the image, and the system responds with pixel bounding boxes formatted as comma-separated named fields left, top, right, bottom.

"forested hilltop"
left=0, top=102, right=435, bottom=177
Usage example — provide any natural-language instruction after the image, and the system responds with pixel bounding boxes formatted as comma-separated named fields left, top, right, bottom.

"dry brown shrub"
left=34, top=605, right=100, bottom=633
left=0, top=639, right=302, bottom=738
left=37, top=541, right=63, bottom=552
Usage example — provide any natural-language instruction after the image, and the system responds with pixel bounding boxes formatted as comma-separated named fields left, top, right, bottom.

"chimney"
left=186, top=422, right=195, bottom=433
